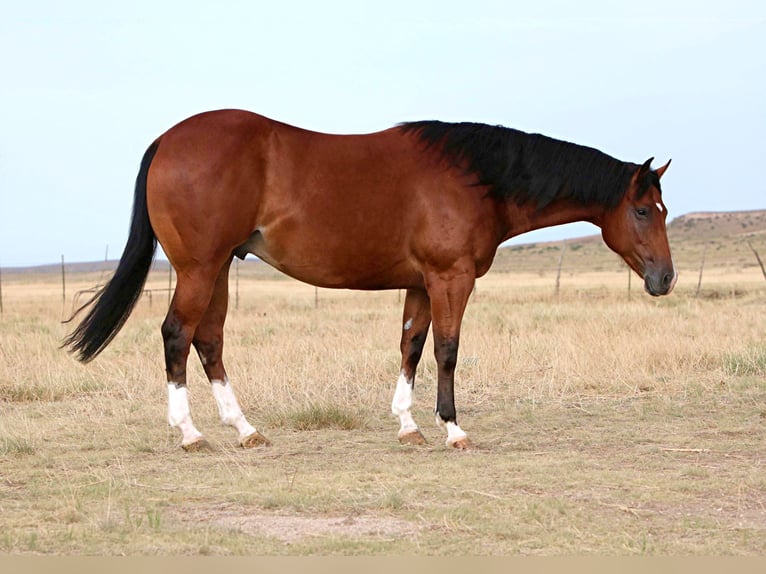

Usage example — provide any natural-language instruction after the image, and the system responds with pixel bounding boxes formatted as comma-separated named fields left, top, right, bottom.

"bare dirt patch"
left=182, top=503, right=419, bottom=544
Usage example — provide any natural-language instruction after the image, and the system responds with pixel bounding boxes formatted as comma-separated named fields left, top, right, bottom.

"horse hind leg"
left=192, top=259, right=269, bottom=448
left=392, top=288, right=431, bottom=445
left=162, top=267, right=220, bottom=451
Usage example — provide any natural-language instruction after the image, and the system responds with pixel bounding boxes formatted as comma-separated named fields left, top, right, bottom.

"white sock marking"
left=167, top=383, right=204, bottom=446
left=211, top=378, right=258, bottom=441
left=435, top=413, right=469, bottom=446
left=391, top=371, right=419, bottom=437
left=445, top=422, right=468, bottom=446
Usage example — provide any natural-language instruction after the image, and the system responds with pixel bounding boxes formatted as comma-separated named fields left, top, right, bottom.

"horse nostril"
left=662, top=272, right=672, bottom=289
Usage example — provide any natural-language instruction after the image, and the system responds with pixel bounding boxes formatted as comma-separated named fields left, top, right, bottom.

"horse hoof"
left=398, top=430, right=427, bottom=445
left=182, top=438, right=211, bottom=452
left=448, top=437, right=473, bottom=450
left=240, top=431, right=271, bottom=448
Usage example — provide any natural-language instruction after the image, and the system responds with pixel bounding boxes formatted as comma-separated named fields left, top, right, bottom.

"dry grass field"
left=1, top=214, right=765, bottom=555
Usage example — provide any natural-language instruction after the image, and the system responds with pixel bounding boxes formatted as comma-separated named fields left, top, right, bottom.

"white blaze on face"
left=211, top=378, right=258, bottom=441
left=391, top=371, right=419, bottom=437
left=167, top=383, right=204, bottom=446
left=656, top=202, right=664, bottom=213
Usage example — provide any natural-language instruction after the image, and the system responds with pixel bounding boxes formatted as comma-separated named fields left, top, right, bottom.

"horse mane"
left=399, top=121, right=659, bottom=209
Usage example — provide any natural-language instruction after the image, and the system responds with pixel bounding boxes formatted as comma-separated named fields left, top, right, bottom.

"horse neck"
left=498, top=197, right=606, bottom=242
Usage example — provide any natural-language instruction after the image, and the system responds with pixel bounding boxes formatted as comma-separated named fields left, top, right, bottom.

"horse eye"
left=635, top=207, right=649, bottom=219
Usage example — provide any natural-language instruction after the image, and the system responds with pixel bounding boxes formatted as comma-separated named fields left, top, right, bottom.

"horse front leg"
left=392, top=288, right=432, bottom=444
left=425, top=268, right=475, bottom=449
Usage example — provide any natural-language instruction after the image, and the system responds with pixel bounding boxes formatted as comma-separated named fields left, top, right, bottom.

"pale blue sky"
left=1, top=0, right=764, bottom=267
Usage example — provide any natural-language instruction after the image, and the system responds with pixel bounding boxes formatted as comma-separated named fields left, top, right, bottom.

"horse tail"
left=63, top=140, right=161, bottom=362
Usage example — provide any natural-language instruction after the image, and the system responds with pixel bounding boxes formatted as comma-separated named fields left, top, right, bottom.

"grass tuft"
left=269, top=402, right=367, bottom=431
left=723, top=345, right=766, bottom=377
left=0, top=377, right=106, bottom=403
left=0, top=436, right=35, bottom=456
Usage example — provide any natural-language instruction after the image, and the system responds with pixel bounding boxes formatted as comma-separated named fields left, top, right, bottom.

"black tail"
left=63, top=140, right=161, bottom=362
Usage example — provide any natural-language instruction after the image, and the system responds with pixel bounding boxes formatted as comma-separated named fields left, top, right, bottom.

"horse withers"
left=64, top=110, right=676, bottom=450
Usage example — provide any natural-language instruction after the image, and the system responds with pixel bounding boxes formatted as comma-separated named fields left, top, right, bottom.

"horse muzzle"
left=643, top=265, right=678, bottom=297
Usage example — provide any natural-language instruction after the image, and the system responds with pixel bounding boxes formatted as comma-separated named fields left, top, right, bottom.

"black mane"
left=399, top=121, right=658, bottom=209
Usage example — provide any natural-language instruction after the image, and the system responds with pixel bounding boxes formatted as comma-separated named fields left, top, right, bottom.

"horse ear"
left=630, top=157, right=654, bottom=191
left=639, top=157, right=654, bottom=176
left=655, top=159, right=672, bottom=179
left=628, top=157, right=655, bottom=198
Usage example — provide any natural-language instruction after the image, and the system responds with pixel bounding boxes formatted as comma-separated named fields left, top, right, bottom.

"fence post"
left=235, top=258, right=240, bottom=310
left=747, top=241, right=766, bottom=282
left=695, top=244, right=708, bottom=298
left=61, top=254, right=66, bottom=306
left=554, top=244, right=565, bottom=297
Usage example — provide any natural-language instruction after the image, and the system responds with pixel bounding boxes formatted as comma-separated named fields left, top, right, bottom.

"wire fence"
left=2, top=240, right=766, bottom=316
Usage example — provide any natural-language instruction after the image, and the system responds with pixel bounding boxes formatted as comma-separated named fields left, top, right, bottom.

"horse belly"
left=234, top=226, right=420, bottom=290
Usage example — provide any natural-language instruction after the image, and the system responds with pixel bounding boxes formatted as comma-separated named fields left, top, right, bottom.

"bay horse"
left=64, top=109, right=676, bottom=450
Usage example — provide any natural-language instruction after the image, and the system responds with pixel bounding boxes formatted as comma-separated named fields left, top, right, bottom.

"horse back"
left=146, top=110, right=502, bottom=288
